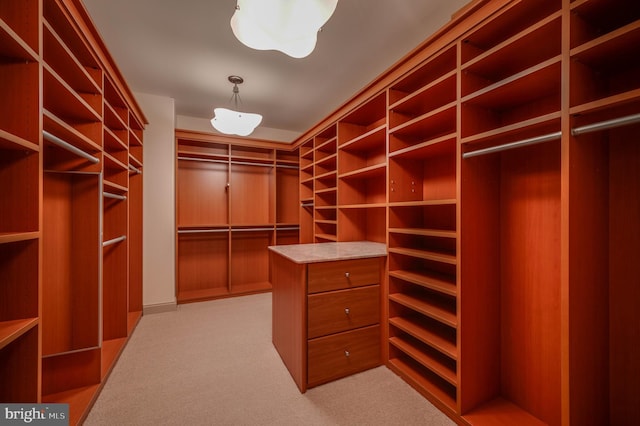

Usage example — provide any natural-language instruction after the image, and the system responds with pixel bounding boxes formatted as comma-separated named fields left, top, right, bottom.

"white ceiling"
left=83, top=0, right=470, bottom=141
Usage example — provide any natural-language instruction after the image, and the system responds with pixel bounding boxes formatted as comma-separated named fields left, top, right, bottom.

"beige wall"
left=138, top=92, right=177, bottom=312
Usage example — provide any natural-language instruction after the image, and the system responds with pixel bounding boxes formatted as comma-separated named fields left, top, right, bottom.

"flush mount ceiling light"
left=211, top=75, right=262, bottom=137
left=230, top=0, right=338, bottom=59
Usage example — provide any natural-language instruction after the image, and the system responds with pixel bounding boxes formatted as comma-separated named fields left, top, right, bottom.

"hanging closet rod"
left=276, top=164, right=299, bottom=170
left=129, top=164, right=142, bottom=174
left=178, top=229, right=228, bottom=234
left=301, top=202, right=314, bottom=207
left=462, top=131, right=562, bottom=159
left=104, top=192, right=127, bottom=201
left=43, top=130, right=100, bottom=164
left=231, top=227, right=274, bottom=232
left=103, top=235, right=126, bottom=247
left=572, top=112, right=640, bottom=136
left=178, top=156, right=227, bottom=165
left=277, top=227, right=300, bottom=231
left=231, top=160, right=274, bottom=168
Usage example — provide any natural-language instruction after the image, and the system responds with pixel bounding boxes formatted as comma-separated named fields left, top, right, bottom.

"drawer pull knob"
left=345, top=272, right=350, bottom=278
left=345, top=350, right=350, bottom=358
left=344, top=308, right=350, bottom=315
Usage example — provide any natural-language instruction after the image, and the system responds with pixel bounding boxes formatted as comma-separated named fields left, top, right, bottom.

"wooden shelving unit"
left=563, top=1, right=640, bottom=425
left=0, top=0, right=41, bottom=403
left=294, top=0, right=639, bottom=424
left=337, top=92, right=387, bottom=244
left=175, top=131, right=299, bottom=303
left=385, top=42, right=459, bottom=416
left=1, top=0, right=146, bottom=422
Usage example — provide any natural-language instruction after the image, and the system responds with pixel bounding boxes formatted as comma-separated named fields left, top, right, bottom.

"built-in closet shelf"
left=338, top=163, right=385, bottom=180
left=389, top=270, right=456, bottom=297
left=0, top=231, right=40, bottom=244
left=389, top=316, right=457, bottom=360
left=389, top=293, right=457, bottom=329
left=388, top=247, right=456, bottom=266
left=389, top=228, right=456, bottom=239
left=338, top=124, right=386, bottom=150
left=460, top=112, right=561, bottom=147
left=0, top=318, right=38, bottom=350
left=388, top=358, right=456, bottom=411
left=43, top=110, right=102, bottom=154
left=389, top=336, right=456, bottom=386
left=463, top=398, right=548, bottom=426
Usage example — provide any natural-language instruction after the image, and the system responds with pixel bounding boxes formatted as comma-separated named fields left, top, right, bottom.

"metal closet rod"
left=178, top=228, right=228, bottom=234
left=129, top=164, right=142, bottom=174
left=104, top=192, right=127, bottom=201
left=43, top=130, right=100, bottom=164
left=463, top=112, right=640, bottom=159
left=177, top=156, right=278, bottom=169
left=462, top=131, right=562, bottom=159
left=572, top=112, right=640, bottom=136
left=276, top=164, right=299, bottom=170
left=103, top=235, right=126, bottom=247
left=178, top=156, right=227, bottom=164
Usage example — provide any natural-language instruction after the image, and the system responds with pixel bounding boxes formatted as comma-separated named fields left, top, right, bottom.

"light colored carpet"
left=85, top=293, right=455, bottom=426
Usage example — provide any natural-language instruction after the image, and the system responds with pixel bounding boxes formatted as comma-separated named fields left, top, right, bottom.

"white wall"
left=137, top=92, right=177, bottom=312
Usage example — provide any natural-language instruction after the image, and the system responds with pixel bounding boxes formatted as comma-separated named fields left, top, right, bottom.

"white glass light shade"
left=211, top=108, right=262, bottom=136
left=231, top=0, right=338, bottom=58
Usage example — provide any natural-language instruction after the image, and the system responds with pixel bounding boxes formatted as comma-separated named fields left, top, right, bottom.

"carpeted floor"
left=85, top=293, right=455, bottom=425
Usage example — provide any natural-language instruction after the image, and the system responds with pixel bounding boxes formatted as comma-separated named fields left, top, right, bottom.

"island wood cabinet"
left=269, top=242, right=386, bottom=392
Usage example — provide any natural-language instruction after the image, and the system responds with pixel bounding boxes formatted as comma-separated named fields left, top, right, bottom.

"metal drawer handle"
left=344, top=307, right=350, bottom=315
left=344, top=350, right=350, bottom=358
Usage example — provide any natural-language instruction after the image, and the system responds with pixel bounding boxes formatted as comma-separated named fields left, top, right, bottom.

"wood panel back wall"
left=175, top=132, right=299, bottom=304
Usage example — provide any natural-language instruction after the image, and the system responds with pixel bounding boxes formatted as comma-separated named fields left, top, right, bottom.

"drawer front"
left=308, top=285, right=379, bottom=339
left=307, top=325, right=381, bottom=387
left=307, top=258, right=380, bottom=294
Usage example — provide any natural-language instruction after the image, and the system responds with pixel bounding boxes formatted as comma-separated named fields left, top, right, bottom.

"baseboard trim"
left=143, top=301, right=178, bottom=315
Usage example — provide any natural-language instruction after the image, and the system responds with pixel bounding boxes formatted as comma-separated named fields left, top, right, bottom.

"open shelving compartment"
left=564, top=1, right=640, bottom=424
left=1, top=11, right=47, bottom=402
left=384, top=38, right=460, bottom=416
left=313, top=125, right=338, bottom=242
left=176, top=140, right=230, bottom=302
left=459, top=1, right=563, bottom=424
left=275, top=149, right=300, bottom=245
left=337, top=92, right=387, bottom=244
left=299, top=138, right=315, bottom=243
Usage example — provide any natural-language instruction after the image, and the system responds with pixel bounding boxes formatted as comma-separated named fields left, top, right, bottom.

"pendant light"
left=211, top=75, right=262, bottom=137
left=230, top=0, right=338, bottom=59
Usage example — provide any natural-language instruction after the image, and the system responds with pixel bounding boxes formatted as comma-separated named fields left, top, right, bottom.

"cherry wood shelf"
left=388, top=357, right=457, bottom=413
left=389, top=316, right=457, bottom=360
left=0, top=318, right=38, bottom=351
left=389, top=269, right=457, bottom=297
left=389, top=293, right=457, bottom=329
left=389, top=336, right=456, bottom=385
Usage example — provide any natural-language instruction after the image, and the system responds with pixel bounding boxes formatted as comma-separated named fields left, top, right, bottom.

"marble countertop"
left=268, top=241, right=387, bottom=264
